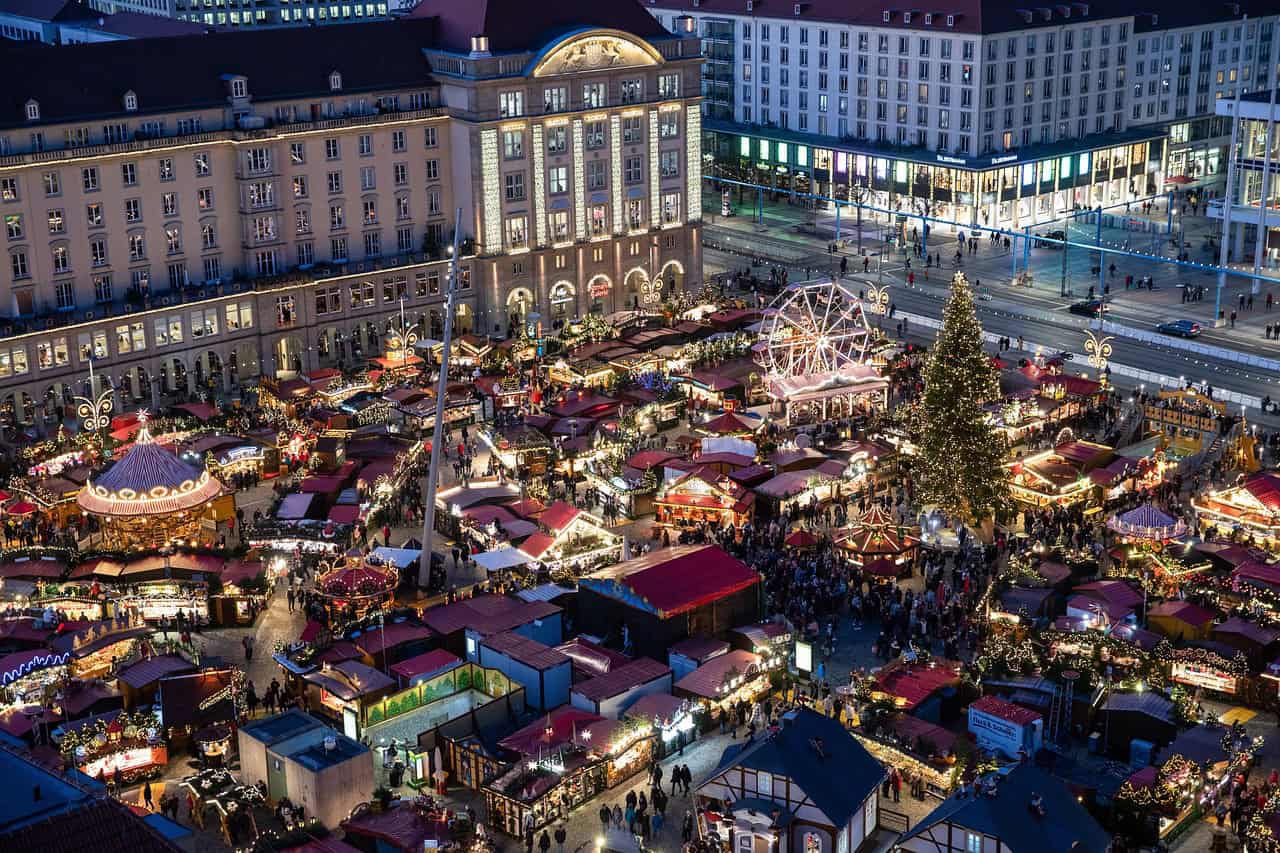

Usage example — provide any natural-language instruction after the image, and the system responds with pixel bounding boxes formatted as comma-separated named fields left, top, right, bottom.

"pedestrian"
left=599, top=805, right=612, bottom=834
left=554, top=825, right=566, bottom=853
left=143, top=781, right=154, bottom=810
left=538, top=829, right=551, bottom=853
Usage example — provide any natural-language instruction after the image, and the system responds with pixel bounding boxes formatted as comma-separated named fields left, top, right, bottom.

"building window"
left=620, top=79, right=643, bottom=103
left=93, top=273, right=113, bottom=303
left=583, top=83, right=605, bottom=108
left=624, top=156, right=642, bottom=183
left=503, top=130, right=524, bottom=159
left=543, top=86, right=568, bottom=113
left=504, top=172, right=526, bottom=201
left=658, top=73, right=680, bottom=98
left=547, top=166, right=568, bottom=194
left=499, top=91, right=525, bottom=118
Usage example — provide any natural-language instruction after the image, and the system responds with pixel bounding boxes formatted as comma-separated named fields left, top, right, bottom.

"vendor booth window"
left=804, top=831, right=821, bottom=853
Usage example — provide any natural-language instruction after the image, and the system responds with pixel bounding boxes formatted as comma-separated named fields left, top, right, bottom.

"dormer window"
left=123, top=91, right=137, bottom=112
left=329, top=71, right=342, bottom=92
left=946, top=13, right=955, bottom=25
left=24, top=100, right=39, bottom=121
left=883, top=10, right=892, bottom=22
left=924, top=12, right=932, bottom=23
left=230, top=77, right=247, bottom=99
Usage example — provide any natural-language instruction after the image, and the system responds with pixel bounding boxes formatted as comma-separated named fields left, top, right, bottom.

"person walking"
left=538, top=828, right=551, bottom=853
left=554, top=825, right=566, bottom=853
left=143, top=781, right=155, bottom=811
left=599, top=804, right=612, bottom=834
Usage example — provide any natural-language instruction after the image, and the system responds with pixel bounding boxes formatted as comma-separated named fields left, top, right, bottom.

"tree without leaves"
left=917, top=272, right=1010, bottom=523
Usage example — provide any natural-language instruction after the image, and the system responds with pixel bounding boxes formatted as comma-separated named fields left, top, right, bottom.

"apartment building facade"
left=1212, top=91, right=1280, bottom=272
left=0, top=5, right=703, bottom=427
left=647, top=0, right=1279, bottom=234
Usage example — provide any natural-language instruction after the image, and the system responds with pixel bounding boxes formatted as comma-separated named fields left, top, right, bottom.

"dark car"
left=1156, top=319, right=1202, bottom=338
left=1035, top=229, right=1067, bottom=249
left=1068, top=299, right=1109, bottom=317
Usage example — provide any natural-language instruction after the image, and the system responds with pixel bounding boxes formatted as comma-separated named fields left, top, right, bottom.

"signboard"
left=80, top=745, right=165, bottom=779
left=1171, top=661, right=1238, bottom=695
left=968, top=706, right=1027, bottom=758
left=795, top=640, right=813, bottom=673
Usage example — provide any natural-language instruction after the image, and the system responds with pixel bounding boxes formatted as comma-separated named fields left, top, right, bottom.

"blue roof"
left=900, top=764, right=1110, bottom=853
left=143, top=813, right=193, bottom=841
left=702, top=708, right=884, bottom=828
left=288, top=734, right=369, bottom=772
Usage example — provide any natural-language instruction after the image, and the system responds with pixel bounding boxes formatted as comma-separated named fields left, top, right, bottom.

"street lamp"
left=866, top=284, right=890, bottom=324
left=73, top=359, right=113, bottom=449
left=1083, top=330, right=1114, bottom=386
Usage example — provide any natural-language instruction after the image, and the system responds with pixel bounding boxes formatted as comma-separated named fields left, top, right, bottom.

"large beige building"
left=0, top=1, right=703, bottom=427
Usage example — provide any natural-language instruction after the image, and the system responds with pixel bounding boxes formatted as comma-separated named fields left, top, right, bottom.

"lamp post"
left=73, top=359, right=113, bottom=449
left=866, top=284, right=890, bottom=328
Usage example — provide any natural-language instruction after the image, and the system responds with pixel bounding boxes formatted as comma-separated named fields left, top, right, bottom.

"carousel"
left=315, top=557, right=398, bottom=622
left=838, top=504, right=921, bottom=578
left=76, top=413, right=228, bottom=551
left=1106, top=504, right=1198, bottom=593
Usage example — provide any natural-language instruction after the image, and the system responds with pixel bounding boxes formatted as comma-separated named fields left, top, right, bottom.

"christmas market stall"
left=1004, top=441, right=1114, bottom=508
left=654, top=468, right=755, bottom=530
left=58, top=709, right=168, bottom=783
left=157, top=667, right=246, bottom=758
left=51, top=614, right=151, bottom=679
left=483, top=708, right=656, bottom=836
left=0, top=647, right=71, bottom=712
left=480, top=424, right=554, bottom=476
left=76, top=415, right=231, bottom=551
left=516, top=501, right=622, bottom=578
left=314, top=557, right=398, bottom=623
left=1192, top=471, right=1280, bottom=553
left=837, top=504, right=922, bottom=576
left=673, top=648, right=770, bottom=723
left=179, top=766, right=266, bottom=846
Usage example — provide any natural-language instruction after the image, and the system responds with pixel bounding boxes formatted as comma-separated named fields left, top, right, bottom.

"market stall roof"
left=353, top=621, right=435, bottom=657
left=501, top=519, right=540, bottom=539
left=1108, top=623, right=1165, bottom=651
left=463, top=504, right=517, bottom=527
left=316, top=641, right=363, bottom=665
left=302, top=660, right=394, bottom=701
left=970, top=694, right=1042, bottom=726
left=499, top=705, right=603, bottom=756
left=78, top=419, right=224, bottom=518
left=1147, top=600, right=1216, bottom=627
left=697, top=411, right=761, bottom=435
left=515, top=583, right=574, bottom=604
left=300, top=475, right=347, bottom=494
left=1102, top=690, right=1174, bottom=724
left=116, top=654, right=196, bottom=690
left=756, top=471, right=818, bottom=500
left=482, top=631, right=570, bottom=672
left=580, top=545, right=760, bottom=620
left=176, top=402, right=220, bottom=421
left=693, top=451, right=756, bottom=469
left=389, top=649, right=461, bottom=683
left=539, top=501, right=581, bottom=533
left=1035, top=560, right=1072, bottom=585
left=573, top=657, right=670, bottom=703
left=1243, top=470, right=1280, bottom=511
left=625, top=449, right=678, bottom=471
left=327, top=505, right=361, bottom=525
left=1106, top=503, right=1188, bottom=541
left=886, top=713, right=959, bottom=754
left=342, top=803, right=452, bottom=851
left=874, top=660, right=961, bottom=711
left=319, top=563, right=397, bottom=598
left=997, top=586, right=1053, bottom=616
left=674, top=649, right=762, bottom=700
left=1233, top=561, right=1280, bottom=591
left=516, top=532, right=556, bottom=560
left=784, top=529, right=820, bottom=548
left=669, top=636, right=731, bottom=662
left=623, top=692, right=688, bottom=728
left=473, top=546, right=534, bottom=573
left=1165, top=725, right=1231, bottom=766
left=1198, top=542, right=1268, bottom=567
left=419, top=594, right=560, bottom=638
left=0, top=648, right=70, bottom=685
left=368, top=547, right=422, bottom=571
left=276, top=493, right=315, bottom=520
left=1072, top=580, right=1144, bottom=610
left=0, top=556, right=67, bottom=579
left=1213, top=617, right=1280, bottom=647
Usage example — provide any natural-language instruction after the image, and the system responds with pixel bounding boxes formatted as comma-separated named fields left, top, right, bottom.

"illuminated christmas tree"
left=918, top=272, right=1010, bottom=524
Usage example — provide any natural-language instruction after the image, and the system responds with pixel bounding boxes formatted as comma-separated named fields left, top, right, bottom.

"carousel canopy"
left=77, top=417, right=224, bottom=518
left=1106, top=504, right=1188, bottom=542
left=839, top=505, right=921, bottom=556
left=319, top=562, right=397, bottom=598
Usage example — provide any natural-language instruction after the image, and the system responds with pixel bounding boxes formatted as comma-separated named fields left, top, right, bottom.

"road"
left=702, top=216, right=1280, bottom=413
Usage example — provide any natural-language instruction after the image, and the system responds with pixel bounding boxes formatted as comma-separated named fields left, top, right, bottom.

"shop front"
left=708, top=120, right=1166, bottom=233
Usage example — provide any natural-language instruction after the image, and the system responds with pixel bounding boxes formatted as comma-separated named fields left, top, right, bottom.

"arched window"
left=123, top=91, right=138, bottom=112
left=329, top=71, right=343, bottom=92
left=24, top=100, right=39, bottom=121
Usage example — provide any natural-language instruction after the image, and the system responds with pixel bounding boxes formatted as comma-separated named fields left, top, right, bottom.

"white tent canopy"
left=473, top=546, right=533, bottom=573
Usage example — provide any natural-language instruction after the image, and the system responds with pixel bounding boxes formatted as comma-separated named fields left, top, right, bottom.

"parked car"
left=1156, top=318, right=1202, bottom=338
left=1068, top=299, right=1109, bottom=317
left=1035, top=229, right=1067, bottom=248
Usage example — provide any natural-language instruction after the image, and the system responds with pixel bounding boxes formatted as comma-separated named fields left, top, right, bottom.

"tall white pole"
left=1251, top=62, right=1278, bottom=285
left=418, top=209, right=464, bottom=590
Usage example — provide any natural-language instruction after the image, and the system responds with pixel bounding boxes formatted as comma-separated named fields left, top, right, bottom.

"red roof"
left=1235, top=561, right=1280, bottom=590
left=389, top=649, right=461, bottom=682
left=674, top=649, right=762, bottom=699
left=970, top=694, right=1043, bottom=726
left=573, top=657, right=671, bottom=703
left=1147, top=600, right=1216, bottom=627
left=343, top=803, right=452, bottom=851
left=699, top=412, right=757, bottom=435
left=419, top=594, right=560, bottom=637
left=116, top=654, right=194, bottom=689
left=481, top=631, right=570, bottom=671
left=0, top=556, right=67, bottom=579
left=1245, top=472, right=1280, bottom=511
left=353, top=622, right=435, bottom=657
left=518, top=532, right=556, bottom=560
left=499, top=706, right=603, bottom=756
left=1073, top=580, right=1144, bottom=610
left=585, top=545, right=761, bottom=619
left=327, top=505, right=361, bottom=525
left=1213, top=617, right=1280, bottom=647
left=539, top=501, right=581, bottom=533
left=875, top=661, right=961, bottom=711
left=626, top=449, right=678, bottom=471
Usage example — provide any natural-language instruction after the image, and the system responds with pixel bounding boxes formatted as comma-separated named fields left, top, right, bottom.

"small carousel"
left=1106, top=504, right=1199, bottom=594
left=838, top=504, right=921, bottom=580
left=76, top=413, right=228, bottom=551
left=315, top=557, right=398, bottom=623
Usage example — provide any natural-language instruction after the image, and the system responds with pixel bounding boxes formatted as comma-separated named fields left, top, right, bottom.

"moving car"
left=1156, top=319, right=1202, bottom=338
left=1035, top=229, right=1067, bottom=249
left=1067, top=299, right=1109, bottom=317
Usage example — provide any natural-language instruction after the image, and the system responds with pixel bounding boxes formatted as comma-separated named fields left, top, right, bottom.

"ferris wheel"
left=758, top=279, right=874, bottom=378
